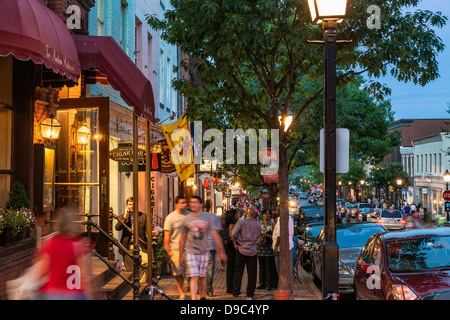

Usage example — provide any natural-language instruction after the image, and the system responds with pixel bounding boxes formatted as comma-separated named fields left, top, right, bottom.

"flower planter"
left=0, top=227, right=30, bottom=247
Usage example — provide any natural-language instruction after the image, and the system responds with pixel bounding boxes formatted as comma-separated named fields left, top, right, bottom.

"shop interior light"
left=77, top=124, right=91, bottom=145
left=40, top=113, right=61, bottom=140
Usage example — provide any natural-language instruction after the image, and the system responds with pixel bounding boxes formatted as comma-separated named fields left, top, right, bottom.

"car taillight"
left=392, top=285, right=417, bottom=300
left=401, top=219, right=406, bottom=225
left=377, top=218, right=382, bottom=223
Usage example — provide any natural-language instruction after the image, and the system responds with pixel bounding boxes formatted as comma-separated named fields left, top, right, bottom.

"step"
left=99, top=271, right=133, bottom=300
left=90, top=257, right=118, bottom=289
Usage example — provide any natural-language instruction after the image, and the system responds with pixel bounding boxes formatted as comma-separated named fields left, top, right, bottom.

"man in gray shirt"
left=179, top=196, right=226, bottom=300
left=232, top=208, right=262, bottom=300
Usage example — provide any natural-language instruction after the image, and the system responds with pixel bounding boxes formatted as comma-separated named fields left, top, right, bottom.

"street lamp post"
left=307, top=0, right=349, bottom=300
left=396, top=178, right=403, bottom=209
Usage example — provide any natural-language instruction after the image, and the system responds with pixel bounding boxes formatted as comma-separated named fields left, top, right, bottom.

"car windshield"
left=305, top=225, right=323, bottom=240
left=381, top=210, right=402, bottom=218
left=359, top=204, right=372, bottom=209
left=337, top=225, right=386, bottom=248
left=386, top=236, right=450, bottom=272
left=301, top=206, right=324, bottom=218
left=346, top=204, right=357, bottom=209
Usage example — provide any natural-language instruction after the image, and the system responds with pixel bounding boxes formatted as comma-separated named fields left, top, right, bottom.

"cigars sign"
left=109, top=146, right=146, bottom=162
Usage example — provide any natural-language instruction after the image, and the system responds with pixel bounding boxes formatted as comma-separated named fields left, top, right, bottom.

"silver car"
left=377, top=209, right=406, bottom=230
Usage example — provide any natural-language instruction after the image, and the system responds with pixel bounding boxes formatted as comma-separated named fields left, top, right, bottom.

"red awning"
left=73, top=35, right=155, bottom=122
left=0, top=0, right=80, bottom=82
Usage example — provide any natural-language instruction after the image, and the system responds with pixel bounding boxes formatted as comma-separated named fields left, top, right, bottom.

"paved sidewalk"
left=151, top=259, right=321, bottom=301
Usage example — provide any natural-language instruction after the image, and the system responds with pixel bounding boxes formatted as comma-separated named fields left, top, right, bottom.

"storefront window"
left=55, top=108, right=99, bottom=220
left=0, top=107, right=12, bottom=208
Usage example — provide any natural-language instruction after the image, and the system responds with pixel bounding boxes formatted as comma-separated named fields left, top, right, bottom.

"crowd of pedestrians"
left=160, top=197, right=298, bottom=300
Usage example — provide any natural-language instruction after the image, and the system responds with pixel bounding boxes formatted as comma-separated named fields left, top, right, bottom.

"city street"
left=2, top=0, right=450, bottom=303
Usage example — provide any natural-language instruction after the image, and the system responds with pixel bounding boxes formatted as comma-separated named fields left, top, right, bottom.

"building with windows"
left=385, top=118, right=450, bottom=204
left=412, top=132, right=450, bottom=216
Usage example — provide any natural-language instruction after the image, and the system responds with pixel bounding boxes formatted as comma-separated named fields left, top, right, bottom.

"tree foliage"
left=147, top=0, right=446, bottom=292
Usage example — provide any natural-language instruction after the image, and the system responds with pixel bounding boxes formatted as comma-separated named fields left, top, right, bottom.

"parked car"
left=377, top=209, right=406, bottom=230
left=354, top=227, right=450, bottom=300
left=357, top=203, right=373, bottom=221
left=294, top=204, right=324, bottom=236
left=311, top=222, right=388, bottom=295
left=300, top=192, right=308, bottom=199
left=298, top=222, right=324, bottom=272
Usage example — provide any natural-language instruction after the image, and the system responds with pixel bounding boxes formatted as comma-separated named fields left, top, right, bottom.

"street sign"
left=443, top=190, right=450, bottom=201
left=445, top=202, right=450, bottom=212
left=319, top=128, right=350, bottom=173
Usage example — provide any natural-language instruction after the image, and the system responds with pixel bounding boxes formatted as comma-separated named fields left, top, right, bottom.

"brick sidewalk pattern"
left=146, top=258, right=321, bottom=301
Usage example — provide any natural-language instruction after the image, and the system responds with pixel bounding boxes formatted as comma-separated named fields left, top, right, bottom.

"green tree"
left=148, top=0, right=446, bottom=293
left=368, top=163, right=409, bottom=205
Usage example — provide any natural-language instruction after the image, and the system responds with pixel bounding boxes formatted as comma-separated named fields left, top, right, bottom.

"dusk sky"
left=371, top=0, right=450, bottom=121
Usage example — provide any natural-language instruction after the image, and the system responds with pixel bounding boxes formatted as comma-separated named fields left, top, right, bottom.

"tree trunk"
left=277, top=143, right=292, bottom=293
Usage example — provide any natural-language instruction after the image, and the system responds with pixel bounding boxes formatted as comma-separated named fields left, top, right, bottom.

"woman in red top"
left=36, top=208, right=92, bottom=300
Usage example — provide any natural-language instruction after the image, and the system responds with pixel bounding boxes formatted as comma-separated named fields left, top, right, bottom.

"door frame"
left=58, top=97, right=110, bottom=258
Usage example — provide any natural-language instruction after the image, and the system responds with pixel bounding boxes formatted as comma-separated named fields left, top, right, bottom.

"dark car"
left=299, top=222, right=324, bottom=272
left=311, top=223, right=388, bottom=295
left=354, top=227, right=450, bottom=300
left=294, top=204, right=324, bottom=236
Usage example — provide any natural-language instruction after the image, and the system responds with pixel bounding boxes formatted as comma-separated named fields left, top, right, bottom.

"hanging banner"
left=161, top=116, right=195, bottom=182
left=158, top=139, right=176, bottom=174
left=262, top=148, right=279, bottom=184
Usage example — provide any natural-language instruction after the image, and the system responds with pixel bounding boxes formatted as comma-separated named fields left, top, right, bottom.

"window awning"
left=73, top=35, right=155, bottom=122
left=0, top=0, right=80, bottom=82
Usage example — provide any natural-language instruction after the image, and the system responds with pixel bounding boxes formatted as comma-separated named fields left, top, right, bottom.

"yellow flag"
left=161, top=116, right=195, bottom=182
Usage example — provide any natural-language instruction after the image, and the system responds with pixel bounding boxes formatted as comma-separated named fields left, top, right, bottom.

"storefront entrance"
left=56, top=97, right=110, bottom=257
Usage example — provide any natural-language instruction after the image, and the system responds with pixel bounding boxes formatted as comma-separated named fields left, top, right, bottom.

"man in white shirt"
left=272, top=209, right=294, bottom=274
left=163, top=196, right=189, bottom=300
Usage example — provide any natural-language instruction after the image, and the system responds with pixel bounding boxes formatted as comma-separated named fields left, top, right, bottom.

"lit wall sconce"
left=40, top=113, right=61, bottom=140
left=77, top=124, right=91, bottom=145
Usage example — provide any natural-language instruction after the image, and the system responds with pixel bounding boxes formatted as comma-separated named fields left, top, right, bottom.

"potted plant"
left=0, top=182, right=35, bottom=246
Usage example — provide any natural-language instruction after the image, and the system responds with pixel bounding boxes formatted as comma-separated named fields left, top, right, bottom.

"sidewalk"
left=151, top=259, right=321, bottom=301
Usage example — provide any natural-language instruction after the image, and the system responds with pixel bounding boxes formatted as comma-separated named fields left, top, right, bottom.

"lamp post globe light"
left=307, top=0, right=348, bottom=300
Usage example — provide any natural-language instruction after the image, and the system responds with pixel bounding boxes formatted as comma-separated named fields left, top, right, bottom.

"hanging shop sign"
left=109, top=146, right=146, bottom=162
left=214, top=182, right=226, bottom=192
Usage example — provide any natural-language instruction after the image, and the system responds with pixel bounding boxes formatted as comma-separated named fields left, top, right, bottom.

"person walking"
left=115, top=197, right=148, bottom=272
left=256, top=209, right=277, bottom=291
left=179, top=196, right=226, bottom=300
left=163, top=195, right=190, bottom=300
left=224, top=209, right=238, bottom=294
left=205, top=211, right=223, bottom=297
left=231, top=208, right=262, bottom=300
left=36, top=207, right=93, bottom=300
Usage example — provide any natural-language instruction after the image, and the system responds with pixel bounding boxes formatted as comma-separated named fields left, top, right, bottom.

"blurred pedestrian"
left=205, top=211, right=223, bottom=297
left=36, top=207, right=93, bottom=300
left=163, top=195, right=190, bottom=300
left=232, top=208, right=262, bottom=300
left=179, top=196, right=226, bottom=300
